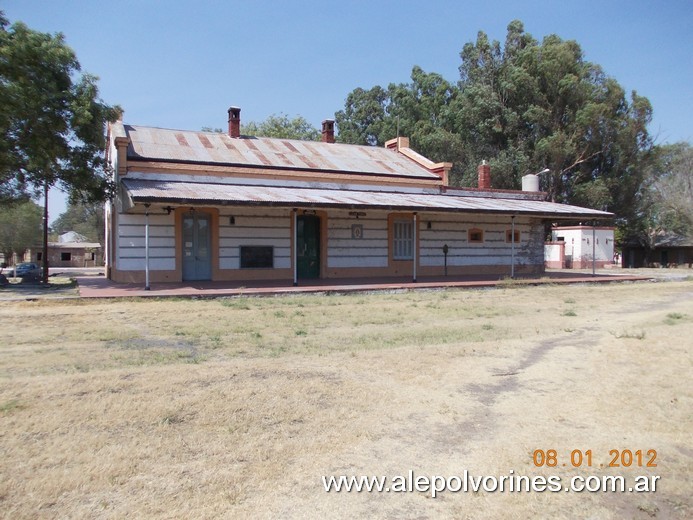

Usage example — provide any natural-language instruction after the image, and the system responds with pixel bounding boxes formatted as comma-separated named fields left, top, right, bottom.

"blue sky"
left=3, top=0, right=692, bottom=220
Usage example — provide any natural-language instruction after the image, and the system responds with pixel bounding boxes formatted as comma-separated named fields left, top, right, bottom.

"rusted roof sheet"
left=122, top=179, right=613, bottom=219
left=124, top=125, right=441, bottom=180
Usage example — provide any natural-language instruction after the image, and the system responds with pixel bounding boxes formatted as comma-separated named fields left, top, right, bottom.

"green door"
left=297, top=215, right=320, bottom=279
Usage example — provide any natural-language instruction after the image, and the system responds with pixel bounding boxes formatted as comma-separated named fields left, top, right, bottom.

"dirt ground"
left=0, top=280, right=691, bottom=519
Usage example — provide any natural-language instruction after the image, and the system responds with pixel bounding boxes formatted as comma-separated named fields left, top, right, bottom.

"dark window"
left=61, top=252, right=72, bottom=262
left=240, top=246, right=273, bottom=269
left=468, top=228, right=484, bottom=243
left=506, top=230, right=521, bottom=243
left=36, top=252, right=43, bottom=261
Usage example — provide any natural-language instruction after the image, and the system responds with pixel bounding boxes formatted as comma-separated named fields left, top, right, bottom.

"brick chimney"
left=322, top=119, right=335, bottom=143
left=228, top=106, right=241, bottom=138
left=478, top=160, right=491, bottom=189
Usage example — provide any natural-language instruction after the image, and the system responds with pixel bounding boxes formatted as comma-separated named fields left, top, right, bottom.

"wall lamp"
left=164, top=206, right=174, bottom=215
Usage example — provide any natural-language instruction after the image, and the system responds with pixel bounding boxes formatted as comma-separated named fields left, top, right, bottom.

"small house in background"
left=621, top=234, right=693, bottom=268
left=545, top=225, right=615, bottom=269
left=26, top=232, right=103, bottom=268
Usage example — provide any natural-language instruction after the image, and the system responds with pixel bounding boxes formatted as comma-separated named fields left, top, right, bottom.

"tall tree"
left=52, top=201, right=105, bottom=244
left=651, top=142, right=693, bottom=233
left=627, top=142, right=693, bottom=259
left=1, top=12, right=119, bottom=280
left=1, top=13, right=120, bottom=203
left=0, top=199, right=42, bottom=262
left=242, top=113, right=320, bottom=141
left=335, top=20, right=653, bottom=223
left=203, top=114, right=321, bottom=141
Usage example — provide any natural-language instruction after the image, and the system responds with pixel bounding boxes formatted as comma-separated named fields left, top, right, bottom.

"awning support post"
left=413, top=212, right=417, bottom=283
left=292, top=208, right=298, bottom=286
left=592, top=220, right=596, bottom=277
left=511, top=215, right=516, bottom=279
left=144, top=203, right=151, bottom=290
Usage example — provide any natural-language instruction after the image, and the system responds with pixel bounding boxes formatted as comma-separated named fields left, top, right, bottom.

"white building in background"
left=545, top=226, right=615, bottom=269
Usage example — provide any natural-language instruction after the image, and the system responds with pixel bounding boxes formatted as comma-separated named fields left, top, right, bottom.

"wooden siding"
left=218, top=208, right=291, bottom=270
left=116, top=213, right=176, bottom=271
left=327, top=210, right=388, bottom=268
left=418, top=214, right=543, bottom=268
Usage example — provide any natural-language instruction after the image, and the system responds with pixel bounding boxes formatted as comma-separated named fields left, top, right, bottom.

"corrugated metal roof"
left=48, top=242, right=102, bottom=249
left=122, top=179, right=612, bottom=219
left=124, top=125, right=441, bottom=180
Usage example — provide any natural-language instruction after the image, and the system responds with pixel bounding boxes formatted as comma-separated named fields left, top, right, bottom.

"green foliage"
left=0, top=13, right=120, bottom=204
left=0, top=199, right=42, bottom=260
left=336, top=67, right=462, bottom=159
left=624, top=142, right=693, bottom=250
left=242, top=113, right=320, bottom=141
left=335, top=20, right=653, bottom=221
left=51, top=201, right=105, bottom=243
left=664, top=312, right=686, bottom=325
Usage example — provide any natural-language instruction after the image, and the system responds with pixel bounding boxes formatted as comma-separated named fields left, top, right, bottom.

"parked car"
left=15, top=262, right=41, bottom=278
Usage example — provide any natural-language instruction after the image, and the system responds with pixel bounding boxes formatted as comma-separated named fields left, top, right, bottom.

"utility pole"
left=42, top=180, right=49, bottom=284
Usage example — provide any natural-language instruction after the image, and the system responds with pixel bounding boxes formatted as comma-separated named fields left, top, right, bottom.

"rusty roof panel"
left=124, top=125, right=441, bottom=179
left=122, top=179, right=612, bottom=219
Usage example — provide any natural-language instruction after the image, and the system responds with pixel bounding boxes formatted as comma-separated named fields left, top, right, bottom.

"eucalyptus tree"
left=0, top=13, right=119, bottom=280
left=335, top=20, right=653, bottom=222
left=0, top=199, right=42, bottom=263
left=453, top=20, right=652, bottom=212
left=242, top=113, right=320, bottom=141
left=627, top=142, right=693, bottom=255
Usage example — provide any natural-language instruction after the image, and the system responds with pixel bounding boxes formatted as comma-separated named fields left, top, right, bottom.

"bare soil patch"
left=1, top=281, right=691, bottom=519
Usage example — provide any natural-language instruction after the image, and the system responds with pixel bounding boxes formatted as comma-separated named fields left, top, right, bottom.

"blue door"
left=183, top=213, right=211, bottom=281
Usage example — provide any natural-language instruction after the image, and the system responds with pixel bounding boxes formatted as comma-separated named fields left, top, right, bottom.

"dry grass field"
left=1, top=280, right=691, bottom=519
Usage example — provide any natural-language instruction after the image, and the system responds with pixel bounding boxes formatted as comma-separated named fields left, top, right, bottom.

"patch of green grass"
left=0, top=399, right=24, bottom=415
left=112, top=348, right=204, bottom=367
left=96, top=329, right=140, bottom=342
left=160, top=412, right=185, bottom=425
left=664, top=312, right=687, bottom=325
left=562, top=309, right=577, bottom=317
left=497, top=277, right=521, bottom=288
left=221, top=298, right=251, bottom=310
left=564, top=298, right=576, bottom=304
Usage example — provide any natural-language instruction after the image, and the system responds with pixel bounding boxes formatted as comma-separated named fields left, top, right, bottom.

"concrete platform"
left=75, top=271, right=654, bottom=299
